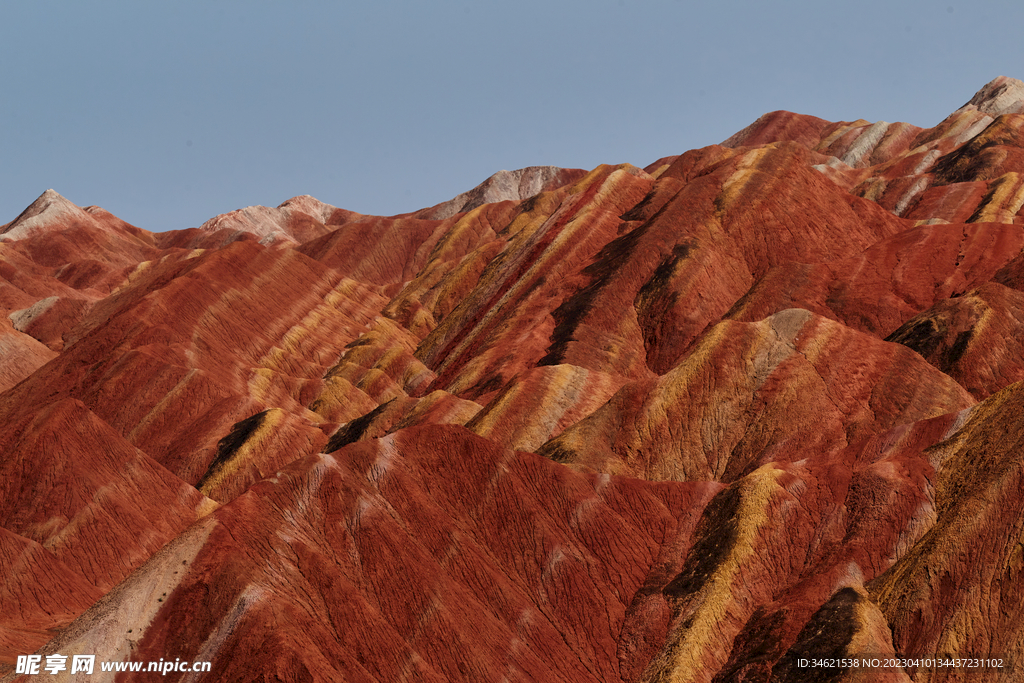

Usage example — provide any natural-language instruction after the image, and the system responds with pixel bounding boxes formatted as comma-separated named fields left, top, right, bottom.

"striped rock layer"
left=3, top=77, right=1024, bottom=682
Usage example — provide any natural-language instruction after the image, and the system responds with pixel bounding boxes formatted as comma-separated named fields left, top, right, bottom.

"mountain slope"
left=3, top=77, right=1024, bottom=682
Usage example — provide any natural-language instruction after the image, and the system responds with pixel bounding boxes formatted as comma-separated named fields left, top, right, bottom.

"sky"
left=2, top=1, right=1023, bottom=232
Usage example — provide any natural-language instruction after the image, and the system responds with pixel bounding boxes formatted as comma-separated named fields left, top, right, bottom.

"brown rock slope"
left=27, top=426, right=719, bottom=683
left=886, top=282, right=1024, bottom=399
left=3, top=79, right=1024, bottom=681
left=539, top=309, right=974, bottom=482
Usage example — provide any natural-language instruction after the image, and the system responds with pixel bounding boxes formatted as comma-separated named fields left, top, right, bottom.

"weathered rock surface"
left=725, top=221, right=1024, bottom=338
left=0, top=322, right=56, bottom=393
left=3, top=77, right=1024, bottom=682
left=417, top=166, right=589, bottom=220
left=886, top=282, right=1024, bottom=399
left=539, top=310, right=974, bottom=482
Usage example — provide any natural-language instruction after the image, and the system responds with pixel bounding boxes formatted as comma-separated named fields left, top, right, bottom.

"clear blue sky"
left=2, top=1, right=1022, bottom=232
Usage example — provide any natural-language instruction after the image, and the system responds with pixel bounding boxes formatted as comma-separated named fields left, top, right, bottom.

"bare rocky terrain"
left=3, top=77, right=1024, bottom=682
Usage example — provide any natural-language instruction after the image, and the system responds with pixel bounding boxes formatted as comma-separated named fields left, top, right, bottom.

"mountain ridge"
left=1, top=76, right=1024, bottom=682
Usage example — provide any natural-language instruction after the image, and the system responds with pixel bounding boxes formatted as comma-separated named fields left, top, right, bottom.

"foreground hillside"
left=2, top=77, right=1024, bottom=682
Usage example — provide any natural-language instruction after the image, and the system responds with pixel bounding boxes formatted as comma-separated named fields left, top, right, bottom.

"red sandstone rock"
left=414, top=163, right=657, bottom=396
left=414, top=166, right=588, bottom=220
left=0, top=527, right=103, bottom=664
left=7, top=295, right=91, bottom=351
left=727, top=221, right=1024, bottom=338
left=466, top=364, right=626, bottom=452
left=721, top=110, right=831, bottom=149
left=539, top=310, right=974, bottom=482
left=885, top=282, right=1024, bottom=399
left=5, top=77, right=1024, bottom=683
left=0, top=321, right=56, bottom=393
left=12, top=426, right=717, bottom=682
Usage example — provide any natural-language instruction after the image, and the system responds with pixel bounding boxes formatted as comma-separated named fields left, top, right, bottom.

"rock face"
left=3, top=78, right=1024, bottom=682
left=417, top=166, right=589, bottom=220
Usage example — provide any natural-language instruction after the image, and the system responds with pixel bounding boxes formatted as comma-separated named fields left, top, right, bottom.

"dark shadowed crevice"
left=635, top=242, right=694, bottom=374
left=712, top=608, right=789, bottom=683
left=885, top=316, right=946, bottom=359
left=324, top=399, right=396, bottom=453
left=538, top=220, right=652, bottom=366
left=769, top=588, right=862, bottom=683
left=196, top=410, right=269, bottom=490
left=663, top=485, right=742, bottom=600
left=944, top=329, right=974, bottom=366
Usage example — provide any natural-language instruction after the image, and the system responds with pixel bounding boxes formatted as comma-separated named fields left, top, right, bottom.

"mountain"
left=3, top=77, right=1024, bottom=682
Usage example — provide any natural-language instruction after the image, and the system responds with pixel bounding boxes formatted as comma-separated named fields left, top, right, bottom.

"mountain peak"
left=421, top=165, right=587, bottom=220
left=0, top=189, right=90, bottom=241
left=276, top=195, right=341, bottom=224
left=957, top=75, right=1024, bottom=116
